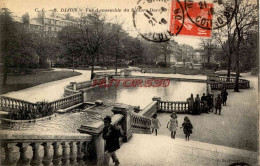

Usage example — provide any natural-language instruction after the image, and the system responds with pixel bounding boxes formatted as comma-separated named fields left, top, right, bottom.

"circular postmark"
left=184, top=0, right=234, bottom=30
left=133, top=0, right=185, bottom=42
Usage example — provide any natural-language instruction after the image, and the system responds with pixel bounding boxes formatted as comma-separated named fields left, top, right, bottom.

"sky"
left=1, top=0, right=204, bottom=48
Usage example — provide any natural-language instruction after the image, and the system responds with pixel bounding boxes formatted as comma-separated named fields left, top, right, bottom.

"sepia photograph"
left=0, top=0, right=259, bottom=165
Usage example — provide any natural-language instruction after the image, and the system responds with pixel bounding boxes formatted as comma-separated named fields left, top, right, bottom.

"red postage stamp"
left=170, top=0, right=213, bottom=37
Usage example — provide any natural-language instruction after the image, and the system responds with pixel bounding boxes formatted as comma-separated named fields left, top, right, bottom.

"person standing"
left=194, top=94, right=201, bottom=115
left=180, top=116, right=193, bottom=141
left=167, top=113, right=178, bottom=139
left=151, top=114, right=161, bottom=136
left=102, top=116, right=123, bottom=166
left=215, top=94, right=223, bottom=115
left=201, top=93, right=207, bottom=113
left=187, top=94, right=194, bottom=114
left=221, top=88, right=228, bottom=106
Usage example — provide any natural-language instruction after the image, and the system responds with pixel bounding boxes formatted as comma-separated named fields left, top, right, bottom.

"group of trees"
left=0, top=8, right=60, bottom=85
left=199, top=0, right=258, bottom=91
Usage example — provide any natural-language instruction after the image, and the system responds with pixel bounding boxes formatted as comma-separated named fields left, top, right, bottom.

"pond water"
left=2, top=79, right=206, bottom=133
left=86, top=79, right=206, bottom=109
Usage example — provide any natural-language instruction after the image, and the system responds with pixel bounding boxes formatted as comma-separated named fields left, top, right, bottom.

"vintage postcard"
left=0, top=0, right=259, bottom=165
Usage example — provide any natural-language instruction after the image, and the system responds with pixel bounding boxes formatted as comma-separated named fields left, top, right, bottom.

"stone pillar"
left=2, top=143, right=17, bottom=165
left=152, top=96, right=161, bottom=111
left=76, top=142, right=84, bottom=165
left=52, top=142, right=61, bottom=166
left=111, top=106, right=133, bottom=142
left=78, top=124, right=105, bottom=165
left=69, top=142, right=77, bottom=165
left=61, top=142, right=70, bottom=166
left=30, top=143, right=42, bottom=166
left=70, top=82, right=77, bottom=91
left=81, top=90, right=87, bottom=103
left=17, top=143, right=30, bottom=166
left=42, top=143, right=52, bottom=166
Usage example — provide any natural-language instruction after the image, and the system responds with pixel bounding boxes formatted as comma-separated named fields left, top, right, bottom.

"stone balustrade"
left=49, top=93, right=83, bottom=111
left=131, top=113, right=151, bottom=134
left=0, top=131, right=92, bottom=166
left=207, top=75, right=250, bottom=90
left=0, top=96, right=37, bottom=112
left=158, top=100, right=189, bottom=113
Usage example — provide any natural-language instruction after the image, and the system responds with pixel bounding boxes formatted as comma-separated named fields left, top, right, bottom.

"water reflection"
left=87, top=80, right=206, bottom=109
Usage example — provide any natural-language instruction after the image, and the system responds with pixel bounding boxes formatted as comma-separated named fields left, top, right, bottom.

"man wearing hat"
left=102, top=116, right=123, bottom=166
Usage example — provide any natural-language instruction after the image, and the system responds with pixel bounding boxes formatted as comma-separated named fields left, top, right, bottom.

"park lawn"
left=142, top=67, right=215, bottom=75
left=0, top=70, right=81, bottom=94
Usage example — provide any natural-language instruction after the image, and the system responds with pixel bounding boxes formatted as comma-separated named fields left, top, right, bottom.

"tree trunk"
left=72, top=57, right=75, bottom=72
left=3, top=71, right=7, bottom=85
left=234, top=44, right=240, bottom=92
left=90, top=55, right=95, bottom=80
left=227, top=56, right=231, bottom=78
left=164, top=55, right=167, bottom=67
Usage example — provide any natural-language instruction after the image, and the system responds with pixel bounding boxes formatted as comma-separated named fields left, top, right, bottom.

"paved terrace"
left=117, top=134, right=257, bottom=166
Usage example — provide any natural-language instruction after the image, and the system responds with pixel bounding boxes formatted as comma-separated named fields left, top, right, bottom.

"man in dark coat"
left=215, top=94, right=223, bottom=115
left=221, top=88, right=228, bottom=106
left=102, top=116, right=123, bottom=166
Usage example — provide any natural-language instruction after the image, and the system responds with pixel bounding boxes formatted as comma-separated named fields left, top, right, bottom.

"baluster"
left=76, top=142, right=84, bottom=165
left=177, top=103, right=180, bottom=112
left=170, top=103, right=173, bottom=112
left=30, top=143, right=42, bottom=166
left=42, top=142, right=52, bottom=166
left=52, top=142, right=61, bottom=166
left=17, top=143, right=30, bottom=166
left=174, top=103, right=176, bottom=112
left=61, top=142, right=70, bottom=165
left=82, top=141, right=89, bottom=163
left=2, top=143, right=17, bottom=165
left=69, top=142, right=77, bottom=165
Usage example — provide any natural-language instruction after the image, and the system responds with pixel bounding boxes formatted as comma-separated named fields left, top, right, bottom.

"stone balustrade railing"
left=207, top=75, right=250, bottom=90
left=0, top=131, right=92, bottom=166
left=49, top=92, right=83, bottom=111
left=0, top=96, right=37, bottom=112
left=131, top=113, right=151, bottom=134
left=158, top=100, right=189, bottom=113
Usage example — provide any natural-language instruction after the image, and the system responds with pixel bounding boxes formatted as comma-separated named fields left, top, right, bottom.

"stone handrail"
left=49, top=92, right=83, bottom=111
left=64, top=77, right=107, bottom=97
left=131, top=113, right=151, bottom=134
left=158, top=100, right=189, bottom=113
left=0, top=96, right=37, bottom=112
left=138, top=101, right=157, bottom=118
left=0, top=131, right=92, bottom=166
left=207, top=76, right=250, bottom=90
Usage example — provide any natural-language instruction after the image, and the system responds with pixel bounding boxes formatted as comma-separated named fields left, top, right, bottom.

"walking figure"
left=180, top=116, right=193, bottom=141
left=215, top=94, right=223, bottom=115
left=221, top=88, right=228, bottom=106
left=151, top=114, right=161, bottom=136
left=167, top=113, right=178, bottom=139
left=102, top=116, right=123, bottom=166
left=187, top=94, right=194, bottom=114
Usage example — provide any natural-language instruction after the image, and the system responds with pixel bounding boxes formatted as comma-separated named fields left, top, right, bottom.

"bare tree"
left=233, top=0, right=258, bottom=92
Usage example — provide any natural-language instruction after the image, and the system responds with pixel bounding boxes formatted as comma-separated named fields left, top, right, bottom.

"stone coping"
left=139, top=101, right=157, bottom=117
left=0, top=130, right=92, bottom=141
left=78, top=114, right=124, bottom=135
left=1, top=113, right=56, bottom=123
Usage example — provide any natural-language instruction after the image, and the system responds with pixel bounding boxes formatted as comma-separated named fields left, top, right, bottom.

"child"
left=180, top=116, right=193, bottom=141
left=167, top=113, right=178, bottom=139
left=151, top=114, right=161, bottom=136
